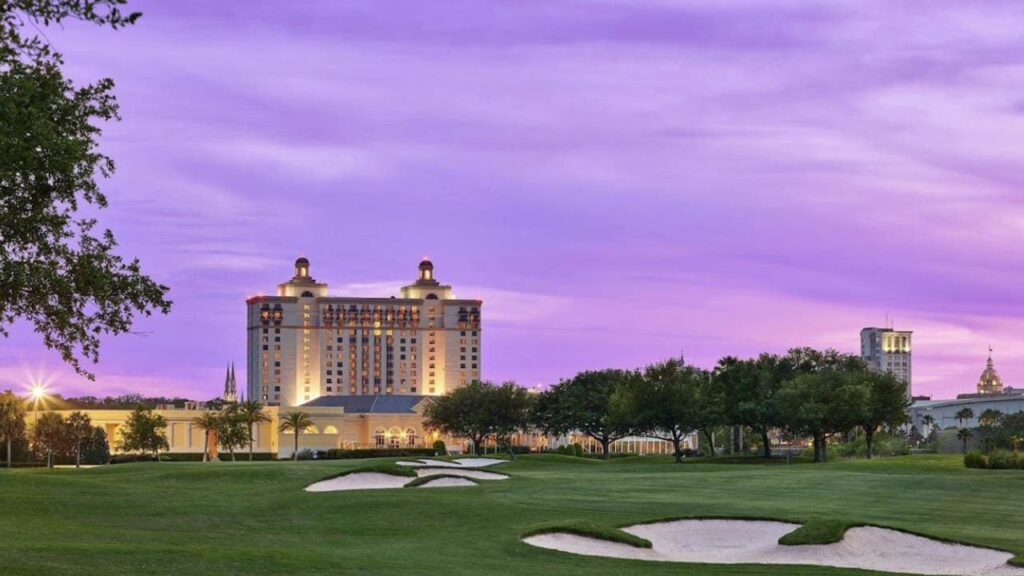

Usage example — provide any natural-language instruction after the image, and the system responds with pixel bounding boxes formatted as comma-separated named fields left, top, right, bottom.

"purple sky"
left=4, top=0, right=1024, bottom=400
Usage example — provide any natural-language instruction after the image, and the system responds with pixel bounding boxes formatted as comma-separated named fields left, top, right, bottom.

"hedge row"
left=965, top=450, right=1024, bottom=469
left=322, top=448, right=439, bottom=460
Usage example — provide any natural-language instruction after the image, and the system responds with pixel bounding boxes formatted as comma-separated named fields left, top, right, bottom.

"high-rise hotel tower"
left=247, top=258, right=482, bottom=406
left=860, top=327, right=912, bottom=397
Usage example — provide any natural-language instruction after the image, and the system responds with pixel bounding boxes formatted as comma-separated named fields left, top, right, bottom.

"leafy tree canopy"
left=1, top=1, right=169, bottom=378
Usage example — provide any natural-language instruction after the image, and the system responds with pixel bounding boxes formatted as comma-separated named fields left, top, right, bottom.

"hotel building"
left=860, top=327, right=913, bottom=397
left=246, top=257, right=482, bottom=407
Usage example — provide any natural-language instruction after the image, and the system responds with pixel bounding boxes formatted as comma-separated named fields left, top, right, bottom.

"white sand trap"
left=415, top=467, right=508, bottom=480
left=524, top=519, right=1024, bottom=576
left=305, top=472, right=412, bottom=492
left=452, top=457, right=506, bottom=467
left=415, top=477, right=477, bottom=488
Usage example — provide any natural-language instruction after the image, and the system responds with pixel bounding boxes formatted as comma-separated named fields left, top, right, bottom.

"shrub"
left=160, top=453, right=205, bottom=462
left=110, top=454, right=158, bottom=465
left=322, top=448, right=438, bottom=460
left=964, top=451, right=987, bottom=469
left=218, top=452, right=276, bottom=461
left=432, top=440, right=447, bottom=456
left=553, top=445, right=586, bottom=457
left=987, top=449, right=1019, bottom=470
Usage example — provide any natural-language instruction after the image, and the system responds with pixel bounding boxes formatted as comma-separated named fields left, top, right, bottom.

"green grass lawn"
left=1, top=453, right=1022, bottom=575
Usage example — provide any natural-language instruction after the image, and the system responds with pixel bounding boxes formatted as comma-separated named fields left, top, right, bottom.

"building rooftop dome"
left=978, top=349, right=1004, bottom=395
left=419, top=259, right=433, bottom=270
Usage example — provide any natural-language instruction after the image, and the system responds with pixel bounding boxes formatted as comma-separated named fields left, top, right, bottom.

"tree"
left=423, top=381, right=494, bottom=455
left=957, top=427, right=972, bottom=454
left=64, top=411, right=93, bottom=468
left=850, top=371, right=909, bottom=458
left=979, top=409, right=1002, bottom=427
left=191, top=412, right=219, bottom=462
left=78, top=426, right=110, bottom=464
left=0, top=2, right=170, bottom=379
left=0, top=389, right=26, bottom=468
left=713, top=354, right=791, bottom=458
left=216, top=403, right=248, bottom=461
left=613, top=358, right=703, bottom=463
left=921, top=414, right=936, bottom=434
left=33, top=411, right=65, bottom=468
left=776, top=370, right=865, bottom=463
left=533, top=370, right=634, bottom=459
left=692, top=368, right=727, bottom=457
left=955, top=407, right=974, bottom=428
left=487, top=382, right=534, bottom=460
left=278, top=411, right=314, bottom=461
left=117, top=406, right=168, bottom=459
left=238, top=400, right=271, bottom=461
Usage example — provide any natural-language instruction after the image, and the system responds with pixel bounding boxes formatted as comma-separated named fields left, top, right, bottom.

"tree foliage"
left=237, top=400, right=271, bottom=461
left=0, top=389, right=26, bottom=467
left=117, top=406, right=167, bottom=457
left=278, top=411, right=314, bottom=461
left=0, top=1, right=169, bottom=378
left=424, top=380, right=533, bottom=456
left=32, top=410, right=65, bottom=467
left=613, top=358, right=706, bottom=463
left=533, top=370, right=634, bottom=459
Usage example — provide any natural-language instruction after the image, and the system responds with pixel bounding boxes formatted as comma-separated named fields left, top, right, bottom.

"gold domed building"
left=977, top=349, right=1004, bottom=395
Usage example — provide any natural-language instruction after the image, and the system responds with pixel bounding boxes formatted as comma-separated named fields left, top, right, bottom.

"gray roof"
left=300, top=394, right=431, bottom=413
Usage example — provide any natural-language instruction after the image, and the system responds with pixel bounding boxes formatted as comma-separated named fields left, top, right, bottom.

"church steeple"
left=223, top=362, right=238, bottom=403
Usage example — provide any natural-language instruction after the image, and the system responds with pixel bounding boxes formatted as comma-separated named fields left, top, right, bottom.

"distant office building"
left=860, top=327, right=912, bottom=396
left=246, top=257, right=482, bottom=407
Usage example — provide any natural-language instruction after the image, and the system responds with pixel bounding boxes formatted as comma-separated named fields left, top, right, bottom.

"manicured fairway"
left=1, top=454, right=1022, bottom=575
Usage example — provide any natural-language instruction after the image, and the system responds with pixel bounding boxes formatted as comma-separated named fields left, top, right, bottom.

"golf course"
left=1, top=453, right=1022, bottom=575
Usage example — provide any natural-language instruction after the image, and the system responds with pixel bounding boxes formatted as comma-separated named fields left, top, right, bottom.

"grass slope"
left=404, top=473, right=480, bottom=487
left=1, top=454, right=1023, bottom=575
left=523, top=520, right=651, bottom=548
left=778, top=519, right=850, bottom=545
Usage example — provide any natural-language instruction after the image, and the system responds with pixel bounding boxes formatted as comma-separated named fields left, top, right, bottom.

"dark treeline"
left=427, top=347, right=909, bottom=463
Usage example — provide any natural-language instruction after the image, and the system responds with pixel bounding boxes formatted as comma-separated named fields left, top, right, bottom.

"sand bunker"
left=414, top=467, right=508, bottom=480
left=523, top=519, right=1024, bottom=576
left=305, top=464, right=508, bottom=492
left=415, top=477, right=477, bottom=488
left=305, top=472, right=411, bottom=492
left=397, top=458, right=507, bottom=468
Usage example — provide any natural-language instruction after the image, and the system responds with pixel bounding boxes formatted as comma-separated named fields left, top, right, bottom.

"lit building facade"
left=860, top=327, right=912, bottom=396
left=246, top=258, right=482, bottom=407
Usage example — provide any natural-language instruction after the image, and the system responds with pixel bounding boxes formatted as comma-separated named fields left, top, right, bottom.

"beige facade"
left=246, top=258, right=482, bottom=407
left=49, top=400, right=447, bottom=458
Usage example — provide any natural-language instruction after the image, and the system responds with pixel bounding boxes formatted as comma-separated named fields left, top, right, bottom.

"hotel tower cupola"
left=416, top=259, right=438, bottom=286
left=294, top=257, right=310, bottom=279
left=276, top=256, right=327, bottom=297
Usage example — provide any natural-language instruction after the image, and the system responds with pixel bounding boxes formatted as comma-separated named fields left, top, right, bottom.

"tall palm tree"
left=238, top=400, right=271, bottom=461
left=955, top=407, right=974, bottom=428
left=278, top=411, right=314, bottom=461
left=957, top=428, right=972, bottom=454
left=0, top=390, right=26, bottom=469
left=979, top=409, right=1002, bottom=427
left=921, top=414, right=935, bottom=433
left=191, top=412, right=220, bottom=463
